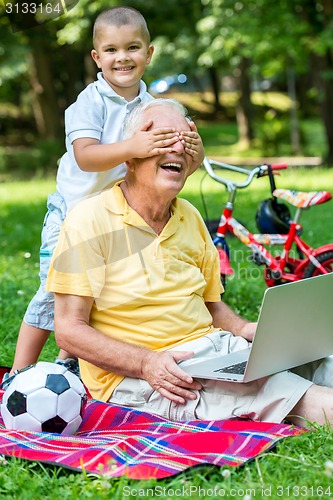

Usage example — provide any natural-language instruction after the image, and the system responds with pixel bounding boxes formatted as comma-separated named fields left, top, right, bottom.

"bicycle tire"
left=303, top=250, right=333, bottom=279
left=220, top=274, right=226, bottom=289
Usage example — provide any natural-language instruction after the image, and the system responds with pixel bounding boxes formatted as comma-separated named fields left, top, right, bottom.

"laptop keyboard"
left=213, top=361, right=247, bottom=375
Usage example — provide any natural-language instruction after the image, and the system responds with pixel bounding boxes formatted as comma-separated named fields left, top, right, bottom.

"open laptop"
left=181, top=273, right=333, bottom=382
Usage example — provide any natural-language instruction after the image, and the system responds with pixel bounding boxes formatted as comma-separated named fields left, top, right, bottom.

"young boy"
left=2, top=6, right=203, bottom=387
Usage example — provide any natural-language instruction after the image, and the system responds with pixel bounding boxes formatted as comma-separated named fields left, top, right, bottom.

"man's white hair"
left=123, top=98, right=189, bottom=139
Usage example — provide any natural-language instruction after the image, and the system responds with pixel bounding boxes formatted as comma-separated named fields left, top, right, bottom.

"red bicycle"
left=202, top=157, right=333, bottom=287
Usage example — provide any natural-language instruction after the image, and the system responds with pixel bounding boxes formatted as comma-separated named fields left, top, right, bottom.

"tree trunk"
left=59, top=45, right=85, bottom=108
left=85, top=53, right=98, bottom=86
left=28, top=30, right=62, bottom=140
left=319, top=53, right=333, bottom=164
left=296, top=0, right=333, bottom=165
left=208, top=67, right=224, bottom=115
left=287, top=64, right=301, bottom=155
left=236, top=56, right=254, bottom=147
left=312, top=51, right=333, bottom=164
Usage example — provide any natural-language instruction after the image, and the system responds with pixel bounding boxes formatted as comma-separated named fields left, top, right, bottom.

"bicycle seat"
left=273, top=188, right=332, bottom=208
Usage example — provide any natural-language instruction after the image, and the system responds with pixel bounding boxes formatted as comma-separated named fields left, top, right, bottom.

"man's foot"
left=55, top=357, right=80, bottom=378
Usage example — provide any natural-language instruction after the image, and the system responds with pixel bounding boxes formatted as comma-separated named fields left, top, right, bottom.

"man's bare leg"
left=288, top=385, right=333, bottom=428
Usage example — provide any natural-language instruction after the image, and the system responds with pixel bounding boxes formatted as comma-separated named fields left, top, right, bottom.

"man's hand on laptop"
left=140, top=350, right=202, bottom=404
left=239, top=322, right=257, bottom=342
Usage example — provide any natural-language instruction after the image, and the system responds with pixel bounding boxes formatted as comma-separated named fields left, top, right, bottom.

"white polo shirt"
left=56, top=72, right=153, bottom=211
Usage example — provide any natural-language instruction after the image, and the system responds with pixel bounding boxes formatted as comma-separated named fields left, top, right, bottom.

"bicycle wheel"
left=303, top=250, right=333, bottom=278
left=220, top=274, right=226, bottom=289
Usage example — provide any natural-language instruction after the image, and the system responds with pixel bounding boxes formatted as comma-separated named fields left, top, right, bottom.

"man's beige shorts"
left=109, top=330, right=332, bottom=422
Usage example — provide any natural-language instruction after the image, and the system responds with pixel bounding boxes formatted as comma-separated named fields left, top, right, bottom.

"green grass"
left=0, top=179, right=59, bottom=364
left=1, top=171, right=333, bottom=498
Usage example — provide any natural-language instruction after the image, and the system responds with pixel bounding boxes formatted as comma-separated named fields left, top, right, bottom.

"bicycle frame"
left=203, top=157, right=333, bottom=286
left=214, top=211, right=333, bottom=285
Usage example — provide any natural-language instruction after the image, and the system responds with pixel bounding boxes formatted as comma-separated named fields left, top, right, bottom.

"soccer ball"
left=1, top=362, right=87, bottom=435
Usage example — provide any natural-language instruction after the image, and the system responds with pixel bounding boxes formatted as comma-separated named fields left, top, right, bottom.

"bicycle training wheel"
left=303, top=250, right=333, bottom=279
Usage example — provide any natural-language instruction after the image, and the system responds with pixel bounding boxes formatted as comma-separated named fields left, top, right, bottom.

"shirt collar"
left=103, top=183, right=184, bottom=238
left=96, top=72, right=148, bottom=106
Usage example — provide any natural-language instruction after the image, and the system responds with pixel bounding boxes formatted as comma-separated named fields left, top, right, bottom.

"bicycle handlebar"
left=269, top=163, right=288, bottom=171
left=202, top=157, right=287, bottom=191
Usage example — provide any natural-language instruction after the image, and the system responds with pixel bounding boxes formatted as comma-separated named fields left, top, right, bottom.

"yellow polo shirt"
left=47, top=183, right=223, bottom=401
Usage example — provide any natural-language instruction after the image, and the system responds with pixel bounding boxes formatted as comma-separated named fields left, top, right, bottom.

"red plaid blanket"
left=0, top=377, right=304, bottom=479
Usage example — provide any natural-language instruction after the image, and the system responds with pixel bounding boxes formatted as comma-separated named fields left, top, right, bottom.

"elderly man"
left=47, top=98, right=333, bottom=427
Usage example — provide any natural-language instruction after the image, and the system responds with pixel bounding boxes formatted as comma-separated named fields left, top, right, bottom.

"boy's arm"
left=73, top=123, right=180, bottom=172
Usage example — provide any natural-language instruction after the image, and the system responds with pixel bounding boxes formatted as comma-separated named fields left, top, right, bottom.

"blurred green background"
left=1, top=0, right=333, bottom=180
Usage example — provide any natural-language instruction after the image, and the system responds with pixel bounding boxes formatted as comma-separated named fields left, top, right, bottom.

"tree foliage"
left=1, top=0, right=333, bottom=161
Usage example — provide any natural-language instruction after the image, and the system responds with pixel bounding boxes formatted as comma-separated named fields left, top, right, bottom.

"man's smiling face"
left=127, top=106, right=194, bottom=197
